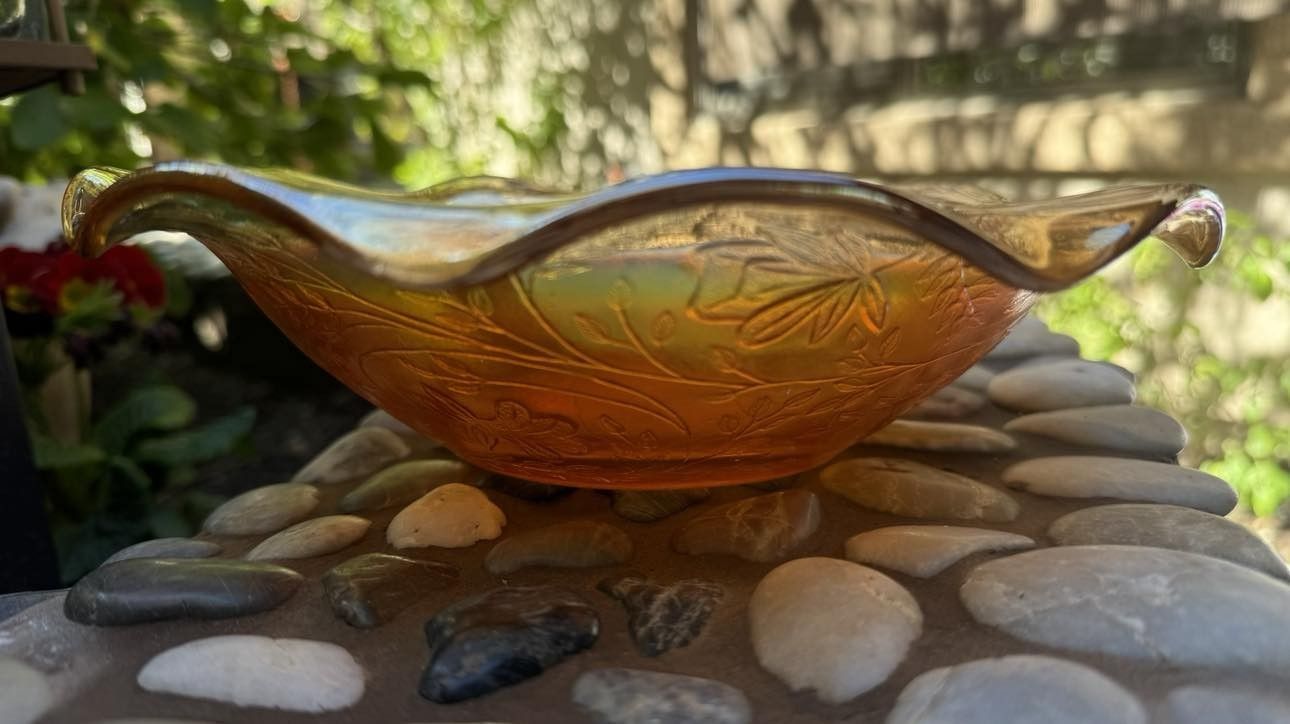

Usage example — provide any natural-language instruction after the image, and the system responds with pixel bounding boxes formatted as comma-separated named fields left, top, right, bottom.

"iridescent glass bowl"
left=62, top=165, right=1223, bottom=488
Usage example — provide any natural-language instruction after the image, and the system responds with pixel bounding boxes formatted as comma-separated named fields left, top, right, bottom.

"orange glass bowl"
left=62, top=165, right=1223, bottom=488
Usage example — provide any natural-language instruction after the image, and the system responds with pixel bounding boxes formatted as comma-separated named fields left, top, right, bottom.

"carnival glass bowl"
left=62, top=164, right=1223, bottom=487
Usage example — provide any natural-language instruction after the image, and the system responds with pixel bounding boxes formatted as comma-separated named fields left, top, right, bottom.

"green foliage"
left=1039, top=213, right=1290, bottom=516
left=0, top=0, right=559, bottom=187
left=33, top=385, right=254, bottom=582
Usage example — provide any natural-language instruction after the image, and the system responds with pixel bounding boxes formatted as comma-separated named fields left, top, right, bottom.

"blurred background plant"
left=2, top=0, right=1288, bottom=572
left=1, top=240, right=254, bottom=580
left=1039, top=212, right=1290, bottom=520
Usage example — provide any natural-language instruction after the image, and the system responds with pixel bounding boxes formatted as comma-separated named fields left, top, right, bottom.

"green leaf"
left=91, top=386, right=197, bottom=454
left=9, top=86, right=68, bottom=151
left=108, top=455, right=153, bottom=493
left=134, top=407, right=256, bottom=467
left=30, top=433, right=107, bottom=470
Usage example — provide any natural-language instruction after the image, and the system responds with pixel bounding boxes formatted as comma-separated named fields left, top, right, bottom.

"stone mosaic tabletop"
left=3, top=316, right=1288, bottom=724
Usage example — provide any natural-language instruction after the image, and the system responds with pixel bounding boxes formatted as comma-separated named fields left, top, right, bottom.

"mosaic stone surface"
left=2, top=319, right=1286, bottom=723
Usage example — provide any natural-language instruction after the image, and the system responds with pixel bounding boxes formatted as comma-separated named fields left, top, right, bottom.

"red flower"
left=87, top=245, right=166, bottom=309
left=1, top=243, right=166, bottom=314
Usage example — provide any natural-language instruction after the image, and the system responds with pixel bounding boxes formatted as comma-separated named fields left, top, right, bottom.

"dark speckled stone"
left=323, top=553, right=459, bottom=628
left=599, top=575, right=723, bottom=656
left=64, top=558, right=303, bottom=626
left=419, top=585, right=598, bottom=703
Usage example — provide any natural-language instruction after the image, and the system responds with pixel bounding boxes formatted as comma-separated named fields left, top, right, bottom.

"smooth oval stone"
left=961, top=545, right=1290, bottom=672
left=485, top=521, right=633, bottom=574
left=64, top=558, right=302, bottom=626
left=886, top=655, right=1146, bottom=724
left=203, top=482, right=320, bottom=536
left=0, top=590, right=64, bottom=624
left=244, top=515, right=371, bottom=561
left=1003, top=405, right=1186, bottom=457
left=388, top=484, right=506, bottom=549
left=862, top=420, right=1017, bottom=452
left=906, top=385, right=987, bottom=419
left=481, top=474, right=574, bottom=502
left=985, top=316, right=1080, bottom=359
left=1049, top=504, right=1288, bottom=580
left=750, top=557, right=921, bottom=703
left=1016, top=355, right=1135, bottom=380
left=845, top=526, right=1035, bottom=578
left=420, top=585, right=598, bottom=703
left=323, top=553, right=459, bottom=628
left=103, top=538, right=222, bottom=566
left=572, top=668, right=751, bottom=724
left=94, top=712, right=219, bottom=717
left=358, top=408, right=425, bottom=440
left=340, top=459, right=472, bottom=513
left=952, top=365, right=996, bottom=392
left=672, top=489, right=820, bottom=563
left=598, top=575, right=723, bottom=656
left=0, top=656, right=54, bottom=724
left=611, top=488, right=710, bottom=522
left=94, top=719, right=218, bottom=724
left=292, top=426, right=411, bottom=485
left=137, top=635, right=364, bottom=712
left=1162, top=685, right=1290, bottom=724
left=821, top=458, right=1019, bottom=522
left=1002, top=456, right=1236, bottom=514
left=988, top=359, right=1136, bottom=412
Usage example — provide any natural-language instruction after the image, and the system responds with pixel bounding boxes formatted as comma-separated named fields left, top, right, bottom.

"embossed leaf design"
left=689, top=230, right=890, bottom=348
left=574, top=313, right=617, bottom=345
left=650, top=311, right=676, bottom=343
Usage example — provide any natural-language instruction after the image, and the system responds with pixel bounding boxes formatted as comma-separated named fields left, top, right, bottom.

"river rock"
left=1002, top=456, right=1237, bottom=514
left=906, top=386, right=987, bottom=419
left=952, top=365, right=996, bottom=392
left=989, top=359, right=1136, bottom=412
left=323, top=553, right=459, bottom=628
left=611, top=488, right=710, bottom=522
left=0, top=590, right=63, bottom=624
left=886, top=655, right=1146, bottom=724
left=387, top=484, right=506, bottom=549
left=103, top=538, right=222, bottom=565
left=420, top=585, right=598, bottom=703
left=1162, top=685, right=1290, bottom=724
left=136, top=635, right=364, bottom=712
left=485, top=521, right=633, bottom=574
left=1049, top=504, right=1288, bottom=579
left=985, top=316, right=1080, bottom=359
left=960, top=545, right=1290, bottom=671
left=672, top=489, right=820, bottom=562
left=572, top=668, right=751, bottom=724
left=845, top=526, right=1034, bottom=578
left=821, top=458, right=1019, bottom=522
left=340, top=459, right=471, bottom=513
left=1003, top=405, right=1187, bottom=457
left=861, top=420, right=1017, bottom=452
left=0, top=656, right=54, bottom=724
left=244, top=515, right=371, bottom=561
left=293, top=426, right=411, bottom=485
left=480, top=474, right=574, bottom=502
left=64, top=558, right=302, bottom=625
left=598, top=575, right=723, bottom=656
left=203, top=482, right=320, bottom=536
left=749, top=557, right=921, bottom=703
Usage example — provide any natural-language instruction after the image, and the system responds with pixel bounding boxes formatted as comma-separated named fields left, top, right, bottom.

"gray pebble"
left=572, top=668, right=751, bottom=724
left=887, top=655, right=1145, bottom=724
left=1049, top=504, right=1288, bottom=579
left=961, top=545, right=1290, bottom=672
left=1002, top=456, right=1236, bottom=514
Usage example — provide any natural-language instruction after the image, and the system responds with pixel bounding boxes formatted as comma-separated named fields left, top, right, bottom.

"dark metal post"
left=0, top=312, right=60, bottom=591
